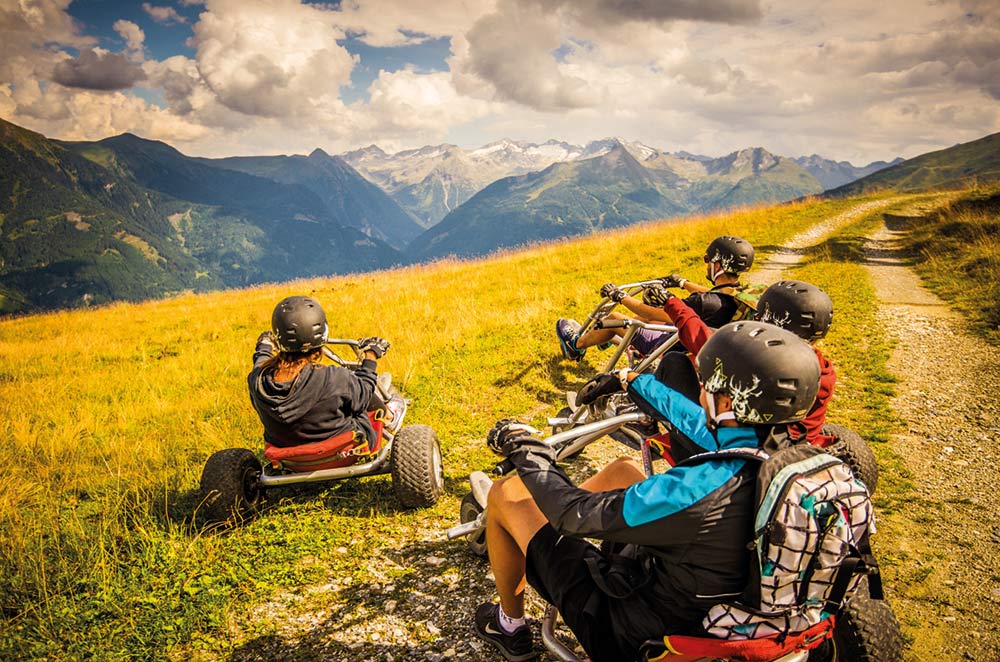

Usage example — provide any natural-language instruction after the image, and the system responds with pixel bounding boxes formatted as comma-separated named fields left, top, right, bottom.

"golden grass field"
left=0, top=192, right=954, bottom=659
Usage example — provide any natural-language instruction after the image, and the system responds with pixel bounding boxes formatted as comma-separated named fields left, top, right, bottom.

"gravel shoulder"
left=862, top=214, right=1000, bottom=661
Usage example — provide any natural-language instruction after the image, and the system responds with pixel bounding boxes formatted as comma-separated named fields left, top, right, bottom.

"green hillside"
left=0, top=119, right=401, bottom=313
left=828, top=131, right=1000, bottom=196
left=207, top=149, right=423, bottom=249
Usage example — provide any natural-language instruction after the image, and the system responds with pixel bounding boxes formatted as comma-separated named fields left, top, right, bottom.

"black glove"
left=358, top=336, right=390, bottom=359
left=577, top=370, right=628, bottom=406
left=487, top=419, right=542, bottom=456
left=660, top=273, right=687, bottom=289
left=642, top=284, right=674, bottom=307
left=600, top=283, right=626, bottom=303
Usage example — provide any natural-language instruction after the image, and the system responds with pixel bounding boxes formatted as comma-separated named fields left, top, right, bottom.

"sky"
left=1, top=0, right=998, bottom=164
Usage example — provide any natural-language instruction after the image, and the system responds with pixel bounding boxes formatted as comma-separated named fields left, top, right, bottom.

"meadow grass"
left=1, top=194, right=903, bottom=659
left=896, top=185, right=1000, bottom=345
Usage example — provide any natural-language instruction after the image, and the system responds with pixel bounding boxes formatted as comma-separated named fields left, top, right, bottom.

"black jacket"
left=247, top=338, right=378, bottom=447
left=508, top=374, right=758, bottom=655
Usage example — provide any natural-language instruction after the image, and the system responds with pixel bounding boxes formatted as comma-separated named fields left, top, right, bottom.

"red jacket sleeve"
left=664, top=297, right=713, bottom=356
left=789, top=347, right=837, bottom=445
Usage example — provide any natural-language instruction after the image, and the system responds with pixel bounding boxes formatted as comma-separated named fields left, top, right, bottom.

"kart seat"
left=639, top=617, right=835, bottom=662
left=264, top=412, right=385, bottom=471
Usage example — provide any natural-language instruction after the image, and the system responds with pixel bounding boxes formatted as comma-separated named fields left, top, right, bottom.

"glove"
left=577, top=369, right=629, bottom=406
left=660, top=273, right=688, bottom=289
left=642, top=284, right=674, bottom=307
left=600, top=283, right=627, bottom=303
left=487, top=419, right=542, bottom=456
left=358, top=336, right=390, bottom=359
left=256, top=331, right=276, bottom=353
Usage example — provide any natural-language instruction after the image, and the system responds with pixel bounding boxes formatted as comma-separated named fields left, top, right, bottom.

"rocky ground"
left=223, top=201, right=1000, bottom=662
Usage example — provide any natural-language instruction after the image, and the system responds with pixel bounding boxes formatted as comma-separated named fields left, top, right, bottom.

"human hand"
left=576, top=370, right=628, bottom=406
left=600, top=283, right=626, bottom=303
left=660, top=273, right=688, bottom=289
left=358, top=336, right=390, bottom=359
left=642, top=284, right=674, bottom=307
left=486, top=419, right=541, bottom=457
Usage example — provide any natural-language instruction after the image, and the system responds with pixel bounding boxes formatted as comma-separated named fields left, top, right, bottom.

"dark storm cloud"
left=52, top=49, right=147, bottom=91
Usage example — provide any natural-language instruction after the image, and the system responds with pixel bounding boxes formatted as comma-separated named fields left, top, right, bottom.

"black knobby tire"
left=459, top=492, right=488, bottom=558
left=199, top=448, right=264, bottom=525
left=822, top=423, right=879, bottom=495
left=390, top=425, right=444, bottom=508
left=808, top=578, right=904, bottom=662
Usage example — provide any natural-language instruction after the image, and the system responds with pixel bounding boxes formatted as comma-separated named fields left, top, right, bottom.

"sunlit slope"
left=0, top=194, right=890, bottom=659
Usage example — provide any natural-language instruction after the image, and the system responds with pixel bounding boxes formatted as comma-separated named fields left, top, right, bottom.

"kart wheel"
left=199, top=448, right=264, bottom=525
left=808, top=578, right=903, bottom=662
left=459, top=493, right=489, bottom=558
left=822, top=424, right=879, bottom=495
left=391, top=425, right=444, bottom=508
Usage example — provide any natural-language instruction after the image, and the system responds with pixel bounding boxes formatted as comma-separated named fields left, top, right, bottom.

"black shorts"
left=524, top=525, right=627, bottom=662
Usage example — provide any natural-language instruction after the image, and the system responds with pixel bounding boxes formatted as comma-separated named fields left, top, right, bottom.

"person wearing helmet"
left=248, top=295, right=391, bottom=448
left=556, top=236, right=754, bottom=361
left=647, top=279, right=836, bottom=454
left=474, top=322, right=820, bottom=662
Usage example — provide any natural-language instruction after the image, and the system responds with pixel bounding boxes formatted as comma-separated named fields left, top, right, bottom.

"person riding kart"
left=649, top=279, right=836, bottom=452
left=248, top=295, right=391, bottom=448
left=556, top=236, right=754, bottom=361
left=474, top=322, right=821, bottom=662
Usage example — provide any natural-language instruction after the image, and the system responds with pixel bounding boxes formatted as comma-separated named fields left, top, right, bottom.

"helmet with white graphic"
left=705, top=236, right=754, bottom=276
left=271, top=296, right=328, bottom=353
left=756, top=280, right=834, bottom=342
left=696, top=321, right=820, bottom=425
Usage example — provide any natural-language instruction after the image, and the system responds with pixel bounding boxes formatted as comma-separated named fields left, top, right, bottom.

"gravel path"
left=862, top=214, right=1000, bottom=661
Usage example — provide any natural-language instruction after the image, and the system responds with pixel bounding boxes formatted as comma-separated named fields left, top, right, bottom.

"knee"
left=488, top=474, right=527, bottom=511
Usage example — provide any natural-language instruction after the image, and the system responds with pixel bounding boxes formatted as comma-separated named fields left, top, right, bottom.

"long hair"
left=261, top=348, right=323, bottom=383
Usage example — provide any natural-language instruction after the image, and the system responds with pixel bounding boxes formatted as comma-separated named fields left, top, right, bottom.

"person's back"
left=247, top=295, right=388, bottom=447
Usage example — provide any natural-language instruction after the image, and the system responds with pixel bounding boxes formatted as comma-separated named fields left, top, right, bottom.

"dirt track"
left=862, top=213, right=1000, bottom=661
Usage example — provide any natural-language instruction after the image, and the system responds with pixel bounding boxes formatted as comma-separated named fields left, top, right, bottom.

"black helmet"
left=270, top=296, right=328, bottom=353
left=696, top=321, right=820, bottom=425
left=705, top=236, right=754, bottom=274
left=756, top=280, right=834, bottom=342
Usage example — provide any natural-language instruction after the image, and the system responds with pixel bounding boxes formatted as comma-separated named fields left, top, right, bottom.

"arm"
left=507, top=437, right=746, bottom=543
left=664, top=297, right=712, bottom=355
left=618, top=295, right=671, bottom=323
left=342, top=359, right=379, bottom=414
left=252, top=332, right=275, bottom=368
left=627, top=374, right=720, bottom=453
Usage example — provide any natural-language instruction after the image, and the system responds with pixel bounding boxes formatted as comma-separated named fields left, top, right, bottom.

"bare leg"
left=486, top=456, right=645, bottom=618
left=575, top=312, right=627, bottom=349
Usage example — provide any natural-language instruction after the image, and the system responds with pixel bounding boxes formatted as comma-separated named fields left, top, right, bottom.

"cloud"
left=51, top=49, right=147, bottom=91
left=189, top=0, right=355, bottom=117
left=142, top=3, right=187, bottom=25
left=113, top=19, right=146, bottom=58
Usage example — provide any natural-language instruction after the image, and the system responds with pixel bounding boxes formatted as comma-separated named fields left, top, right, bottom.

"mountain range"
left=8, top=115, right=995, bottom=314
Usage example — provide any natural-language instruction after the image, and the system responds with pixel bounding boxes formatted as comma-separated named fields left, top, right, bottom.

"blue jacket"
left=508, top=373, right=759, bottom=652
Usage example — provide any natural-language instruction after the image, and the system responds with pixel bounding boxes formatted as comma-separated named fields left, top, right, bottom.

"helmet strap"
left=705, top=392, right=736, bottom=430
left=708, top=261, right=721, bottom=284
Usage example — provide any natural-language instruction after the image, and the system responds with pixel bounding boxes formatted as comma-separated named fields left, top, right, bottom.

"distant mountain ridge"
left=826, top=132, right=1000, bottom=197
left=406, top=140, right=825, bottom=260
left=0, top=118, right=401, bottom=313
left=345, top=137, right=899, bottom=230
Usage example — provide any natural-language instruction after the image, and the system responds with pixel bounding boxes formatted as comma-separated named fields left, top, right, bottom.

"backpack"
left=682, top=443, right=881, bottom=640
left=715, top=283, right=768, bottom=322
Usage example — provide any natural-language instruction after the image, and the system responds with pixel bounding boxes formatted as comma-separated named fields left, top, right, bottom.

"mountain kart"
left=447, top=418, right=902, bottom=662
left=199, top=339, right=444, bottom=524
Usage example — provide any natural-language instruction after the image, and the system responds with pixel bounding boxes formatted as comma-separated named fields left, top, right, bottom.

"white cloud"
left=189, top=0, right=355, bottom=118
left=142, top=3, right=187, bottom=25
left=113, top=20, right=145, bottom=59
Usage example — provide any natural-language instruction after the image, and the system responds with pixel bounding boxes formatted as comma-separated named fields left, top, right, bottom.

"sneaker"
left=473, top=603, right=538, bottom=661
left=556, top=318, right=585, bottom=361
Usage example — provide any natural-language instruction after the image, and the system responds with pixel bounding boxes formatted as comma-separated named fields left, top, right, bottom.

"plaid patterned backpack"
left=684, top=442, right=882, bottom=640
